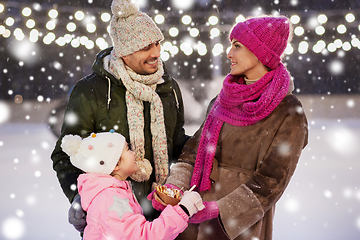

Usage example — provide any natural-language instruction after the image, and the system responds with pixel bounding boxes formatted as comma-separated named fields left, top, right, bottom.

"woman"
left=157, top=15, right=308, bottom=240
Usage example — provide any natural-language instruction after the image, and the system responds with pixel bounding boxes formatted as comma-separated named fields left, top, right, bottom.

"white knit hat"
left=61, top=131, right=126, bottom=175
left=109, top=0, right=164, bottom=57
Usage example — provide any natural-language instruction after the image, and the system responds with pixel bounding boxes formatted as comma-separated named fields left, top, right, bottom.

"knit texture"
left=191, top=63, right=291, bottom=192
left=109, top=0, right=164, bottom=57
left=230, top=16, right=290, bottom=70
left=106, top=50, right=169, bottom=185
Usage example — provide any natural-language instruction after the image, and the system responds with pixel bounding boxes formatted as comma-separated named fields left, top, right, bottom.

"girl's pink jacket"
left=77, top=173, right=189, bottom=240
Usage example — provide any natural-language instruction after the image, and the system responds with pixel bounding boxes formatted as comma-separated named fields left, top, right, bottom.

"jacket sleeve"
left=166, top=95, right=213, bottom=189
left=166, top=103, right=208, bottom=189
left=50, top=78, right=98, bottom=202
left=217, top=107, right=308, bottom=239
left=100, top=200, right=188, bottom=240
left=165, top=126, right=202, bottom=189
left=170, top=79, right=190, bottom=162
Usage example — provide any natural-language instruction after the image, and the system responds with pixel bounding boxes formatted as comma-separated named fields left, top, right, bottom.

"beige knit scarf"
left=104, top=51, right=169, bottom=185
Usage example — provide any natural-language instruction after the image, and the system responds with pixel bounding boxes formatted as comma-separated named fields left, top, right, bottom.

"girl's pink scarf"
left=191, top=63, right=291, bottom=192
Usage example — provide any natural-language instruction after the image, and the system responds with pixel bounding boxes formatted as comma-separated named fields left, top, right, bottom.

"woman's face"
left=227, top=39, right=267, bottom=79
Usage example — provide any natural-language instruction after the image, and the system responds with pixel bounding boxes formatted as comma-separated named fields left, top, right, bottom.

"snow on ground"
left=1, top=118, right=360, bottom=239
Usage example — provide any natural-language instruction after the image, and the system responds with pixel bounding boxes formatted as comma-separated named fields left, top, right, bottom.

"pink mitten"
left=147, top=184, right=182, bottom=211
left=188, top=201, right=219, bottom=224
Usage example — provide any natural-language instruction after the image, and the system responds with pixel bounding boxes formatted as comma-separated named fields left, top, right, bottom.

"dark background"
left=1, top=0, right=359, bottom=100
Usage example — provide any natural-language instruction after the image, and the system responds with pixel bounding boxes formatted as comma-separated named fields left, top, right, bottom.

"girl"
left=149, top=15, right=308, bottom=240
left=61, top=131, right=204, bottom=240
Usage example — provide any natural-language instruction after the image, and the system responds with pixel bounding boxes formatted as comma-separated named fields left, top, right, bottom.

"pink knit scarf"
left=191, top=63, right=291, bottom=192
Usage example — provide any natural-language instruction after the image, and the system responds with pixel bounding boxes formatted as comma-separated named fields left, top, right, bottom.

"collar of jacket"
left=91, top=47, right=174, bottom=93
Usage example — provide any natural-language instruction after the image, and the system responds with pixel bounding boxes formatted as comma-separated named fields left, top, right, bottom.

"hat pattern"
left=61, top=131, right=126, bottom=175
left=109, top=0, right=164, bottom=57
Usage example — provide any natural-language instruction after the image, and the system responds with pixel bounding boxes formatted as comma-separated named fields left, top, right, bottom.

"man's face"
left=122, top=42, right=161, bottom=75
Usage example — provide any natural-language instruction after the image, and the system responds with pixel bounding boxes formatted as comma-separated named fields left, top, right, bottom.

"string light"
left=0, top=3, right=357, bottom=59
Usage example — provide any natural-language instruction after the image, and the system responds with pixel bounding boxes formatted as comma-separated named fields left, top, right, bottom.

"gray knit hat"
left=109, top=0, right=164, bottom=57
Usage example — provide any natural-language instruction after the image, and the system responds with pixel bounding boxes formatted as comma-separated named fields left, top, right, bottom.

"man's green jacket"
left=51, top=48, right=189, bottom=214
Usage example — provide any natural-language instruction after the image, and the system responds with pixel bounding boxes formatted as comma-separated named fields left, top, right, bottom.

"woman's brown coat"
left=166, top=94, right=308, bottom=240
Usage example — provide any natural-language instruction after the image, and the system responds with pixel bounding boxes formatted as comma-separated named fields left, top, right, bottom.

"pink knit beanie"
left=109, top=0, right=164, bottom=57
left=229, top=16, right=291, bottom=69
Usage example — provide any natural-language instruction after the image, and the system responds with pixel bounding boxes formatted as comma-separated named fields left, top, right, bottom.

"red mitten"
left=188, top=201, right=219, bottom=224
left=147, top=184, right=182, bottom=211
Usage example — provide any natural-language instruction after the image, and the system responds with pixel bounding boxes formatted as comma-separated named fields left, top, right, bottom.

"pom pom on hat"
left=61, top=134, right=82, bottom=157
left=61, top=131, right=126, bottom=175
left=109, top=0, right=164, bottom=57
left=130, top=158, right=152, bottom=182
left=229, top=15, right=291, bottom=69
left=111, top=0, right=139, bottom=18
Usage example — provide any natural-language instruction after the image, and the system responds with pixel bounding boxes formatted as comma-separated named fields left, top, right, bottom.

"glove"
left=178, top=191, right=205, bottom=217
left=68, top=194, right=87, bottom=233
left=188, top=201, right=219, bottom=224
left=147, top=184, right=182, bottom=211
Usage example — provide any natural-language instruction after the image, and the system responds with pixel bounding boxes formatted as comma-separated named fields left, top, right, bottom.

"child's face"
left=117, top=143, right=138, bottom=178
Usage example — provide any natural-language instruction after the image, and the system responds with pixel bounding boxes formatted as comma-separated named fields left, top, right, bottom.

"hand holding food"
left=155, top=185, right=183, bottom=206
left=178, top=190, right=205, bottom=217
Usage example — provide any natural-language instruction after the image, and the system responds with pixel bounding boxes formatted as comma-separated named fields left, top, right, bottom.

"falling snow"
left=1, top=0, right=360, bottom=240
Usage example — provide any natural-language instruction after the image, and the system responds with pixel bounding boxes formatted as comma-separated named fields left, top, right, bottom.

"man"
left=51, top=0, right=188, bottom=233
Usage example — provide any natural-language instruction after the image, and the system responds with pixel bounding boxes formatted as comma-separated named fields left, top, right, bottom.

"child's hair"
left=229, top=15, right=292, bottom=69
left=61, top=130, right=126, bottom=174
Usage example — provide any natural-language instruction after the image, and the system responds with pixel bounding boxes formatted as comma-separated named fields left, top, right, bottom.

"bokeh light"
left=1, top=217, right=25, bottom=239
left=48, top=9, right=58, bottom=19
left=66, top=22, right=76, bottom=32
left=298, top=41, right=309, bottom=54
left=5, top=17, right=15, bottom=26
left=208, top=16, right=219, bottom=25
left=86, top=23, right=96, bottom=33
left=326, top=126, right=357, bottom=154
left=315, top=26, right=325, bottom=35
left=26, top=19, right=36, bottom=29
left=171, top=0, right=195, bottom=11
left=154, top=14, right=165, bottom=24
left=210, top=28, right=220, bottom=38
left=189, top=28, right=199, bottom=37
left=181, top=15, right=192, bottom=25
left=74, top=11, right=85, bottom=21
left=294, top=26, right=304, bottom=36
left=46, top=20, right=56, bottom=31
left=22, top=7, right=32, bottom=17
left=212, top=43, right=223, bottom=56
left=337, top=24, right=347, bottom=34
left=284, top=198, right=300, bottom=212
left=290, top=15, right=301, bottom=24
left=235, top=15, right=246, bottom=23
left=318, top=14, right=328, bottom=24
left=101, top=12, right=111, bottom=22
left=345, top=13, right=355, bottom=23
left=0, top=101, right=11, bottom=124
left=8, top=39, right=40, bottom=64
left=169, top=27, right=179, bottom=37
